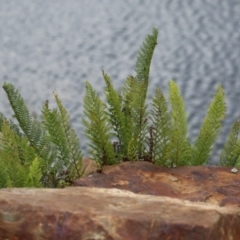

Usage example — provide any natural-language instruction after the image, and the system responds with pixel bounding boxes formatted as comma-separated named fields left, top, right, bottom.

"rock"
left=73, top=161, right=240, bottom=207
left=1, top=187, right=240, bottom=240
left=82, top=157, right=98, bottom=175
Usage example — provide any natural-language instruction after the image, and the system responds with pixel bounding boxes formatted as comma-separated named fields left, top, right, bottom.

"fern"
left=103, top=71, right=128, bottom=157
left=1, top=27, right=237, bottom=189
left=150, top=87, right=172, bottom=166
left=167, top=80, right=191, bottom=166
left=1, top=83, right=84, bottom=187
left=26, top=157, right=42, bottom=187
left=83, top=81, right=116, bottom=169
left=130, top=80, right=149, bottom=158
left=191, top=84, right=226, bottom=165
left=136, top=28, right=158, bottom=85
left=120, top=76, right=137, bottom=155
left=0, top=121, right=41, bottom=187
left=0, top=113, right=22, bottom=137
left=3, top=83, right=57, bottom=175
left=220, top=115, right=240, bottom=167
left=132, top=27, right=158, bottom=158
left=53, top=91, right=84, bottom=179
left=42, top=100, right=70, bottom=167
left=127, top=138, right=138, bottom=162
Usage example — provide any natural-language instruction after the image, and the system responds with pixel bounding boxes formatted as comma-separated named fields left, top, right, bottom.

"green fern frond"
left=225, top=143, right=240, bottom=168
left=136, top=28, right=158, bottom=85
left=120, top=75, right=137, bottom=143
left=41, top=100, right=71, bottom=181
left=53, top=92, right=84, bottom=178
left=83, top=81, right=115, bottom=168
left=0, top=113, right=22, bottom=137
left=220, top=116, right=240, bottom=166
left=3, top=83, right=57, bottom=168
left=150, top=87, right=172, bottom=166
left=168, top=80, right=191, bottom=166
left=191, top=84, right=226, bottom=165
left=103, top=71, right=128, bottom=156
left=0, top=121, right=27, bottom=187
left=0, top=160, right=8, bottom=188
left=130, top=80, right=149, bottom=158
left=127, top=138, right=138, bottom=161
left=26, top=157, right=42, bottom=187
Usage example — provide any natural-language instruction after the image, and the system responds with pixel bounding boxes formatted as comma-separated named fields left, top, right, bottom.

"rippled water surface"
left=0, top=0, right=240, bottom=164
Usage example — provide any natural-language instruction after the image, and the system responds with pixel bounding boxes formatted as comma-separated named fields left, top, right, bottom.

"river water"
left=0, top=0, right=240, bottom=164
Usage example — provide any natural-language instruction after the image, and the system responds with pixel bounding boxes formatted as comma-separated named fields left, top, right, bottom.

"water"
left=0, top=0, right=240, bottom=165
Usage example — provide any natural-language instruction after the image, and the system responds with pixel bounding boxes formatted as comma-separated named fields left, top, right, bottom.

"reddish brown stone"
left=81, top=157, right=98, bottom=175
left=1, top=187, right=240, bottom=240
left=73, top=161, right=240, bottom=207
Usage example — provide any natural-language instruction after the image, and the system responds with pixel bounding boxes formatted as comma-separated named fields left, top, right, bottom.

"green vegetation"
left=0, top=85, right=84, bottom=188
left=0, top=28, right=239, bottom=188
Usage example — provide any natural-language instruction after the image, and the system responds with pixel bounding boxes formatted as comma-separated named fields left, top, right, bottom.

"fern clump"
left=1, top=27, right=240, bottom=188
left=83, top=27, right=232, bottom=169
left=0, top=83, right=84, bottom=188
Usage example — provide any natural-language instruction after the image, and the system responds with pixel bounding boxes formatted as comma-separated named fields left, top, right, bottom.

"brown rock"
left=82, top=157, right=98, bottom=175
left=1, top=187, right=240, bottom=240
left=73, top=161, right=240, bottom=207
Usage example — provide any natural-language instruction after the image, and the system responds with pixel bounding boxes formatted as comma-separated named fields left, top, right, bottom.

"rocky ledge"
left=1, top=161, right=240, bottom=239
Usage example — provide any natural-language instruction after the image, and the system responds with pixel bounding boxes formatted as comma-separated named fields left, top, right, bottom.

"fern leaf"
left=127, top=138, right=138, bottom=161
left=41, top=100, right=70, bottom=170
left=220, top=116, right=240, bottom=166
left=26, top=157, right=42, bottom=187
left=130, top=80, right=149, bottom=158
left=53, top=92, right=84, bottom=178
left=129, top=28, right=158, bottom=158
left=103, top=71, right=128, bottom=156
left=226, top=143, right=240, bottom=168
left=168, top=80, right=191, bottom=166
left=0, top=161, right=8, bottom=188
left=120, top=75, right=137, bottom=146
left=83, top=81, right=115, bottom=168
left=0, top=113, right=22, bottom=137
left=150, top=87, right=172, bottom=166
left=0, top=121, right=26, bottom=187
left=191, top=84, right=226, bottom=165
left=136, top=28, right=158, bottom=85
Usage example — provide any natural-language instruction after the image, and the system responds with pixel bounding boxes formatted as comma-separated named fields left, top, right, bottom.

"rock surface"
left=74, top=161, right=240, bottom=207
left=1, top=187, right=240, bottom=240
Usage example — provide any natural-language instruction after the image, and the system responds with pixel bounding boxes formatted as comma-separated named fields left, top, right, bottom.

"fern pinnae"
left=0, top=113, right=22, bottom=137
left=103, top=71, right=128, bottom=156
left=0, top=121, right=28, bottom=187
left=192, top=84, right=226, bottom=165
left=220, top=115, right=240, bottom=167
left=53, top=91, right=84, bottom=178
left=121, top=76, right=137, bottom=144
left=150, top=87, right=172, bottom=166
left=83, top=81, right=115, bottom=168
left=168, top=80, right=191, bottom=166
left=26, top=157, right=42, bottom=187
left=130, top=80, right=149, bottom=158
left=136, top=28, right=158, bottom=85
left=41, top=100, right=70, bottom=170
left=131, top=28, right=158, bottom=159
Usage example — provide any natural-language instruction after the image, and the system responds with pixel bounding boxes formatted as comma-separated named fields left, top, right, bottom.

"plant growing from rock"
left=83, top=28, right=229, bottom=170
left=0, top=85, right=84, bottom=188
left=0, top=28, right=240, bottom=188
